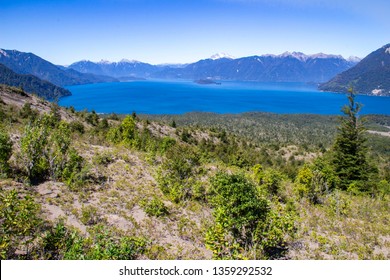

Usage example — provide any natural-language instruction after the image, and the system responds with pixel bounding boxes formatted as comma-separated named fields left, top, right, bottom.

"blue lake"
left=60, top=80, right=390, bottom=115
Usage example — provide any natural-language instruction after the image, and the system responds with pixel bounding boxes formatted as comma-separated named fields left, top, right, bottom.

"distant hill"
left=69, top=52, right=357, bottom=83
left=0, top=49, right=118, bottom=87
left=0, top=63, right=71, bottom=100
left=319, top=44, right=390, bottom=96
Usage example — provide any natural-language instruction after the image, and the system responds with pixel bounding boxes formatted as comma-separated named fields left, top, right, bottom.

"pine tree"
left=332, top=90, right=371, bottom=190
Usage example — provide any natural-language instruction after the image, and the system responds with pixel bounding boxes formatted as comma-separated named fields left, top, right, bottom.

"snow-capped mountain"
left=68, top=51, right=358, bottom=83
left=210, top=53, right=235, bottom=60
left=69, top=59, right=157, bottom=78
left=153, top=52, right=357, bottom=83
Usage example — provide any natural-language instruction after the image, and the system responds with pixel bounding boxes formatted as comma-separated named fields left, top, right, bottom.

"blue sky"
left=1, top=0, right=389, bottom=65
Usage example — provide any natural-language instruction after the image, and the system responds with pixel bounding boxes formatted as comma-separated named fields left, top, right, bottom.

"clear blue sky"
left=1, top=0, right=389, bottom=65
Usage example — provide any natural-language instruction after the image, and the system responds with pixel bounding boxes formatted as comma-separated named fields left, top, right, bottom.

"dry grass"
left=288, top=189, right=390, bottom=260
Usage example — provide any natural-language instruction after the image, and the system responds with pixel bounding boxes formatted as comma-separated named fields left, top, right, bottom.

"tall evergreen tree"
left=332, top=90, right=371, bottom=190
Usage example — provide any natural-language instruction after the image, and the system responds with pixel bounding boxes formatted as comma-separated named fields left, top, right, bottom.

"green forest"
left=0, top=85, right=389, bottom=260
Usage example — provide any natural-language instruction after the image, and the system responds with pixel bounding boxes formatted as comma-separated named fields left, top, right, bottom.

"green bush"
left=206, top=172, right=295, bottom=259
left=159, top=137, right=176, bottom=153
left=19, top=114, right=86, bottom=186
left=0, top=189, right=41, bottom=259
left=69, top=121, right=85, bottom=134
left=92, top=152, right=114, bottom=166
left=107, top=115, right=137, bottom=146
left=42, top=221, right=84, bottom=259
left=141, top=197, right=169, bottom=217
left=157, top=145, right=200, bottom=203
left=253, top=164, right=284, bottom=196
left=0, top=129, right=12, bottom=177
left=80, top=205, right=99, bottom=225
left=208, top=173, right=269, bottom=244
left=20, top=116, right=50, bottom=182
left=83, top=225, right=146, bottom=260
left=41, top=223, right=146, bottom=260
left=294, top=158, right=338, bottom=203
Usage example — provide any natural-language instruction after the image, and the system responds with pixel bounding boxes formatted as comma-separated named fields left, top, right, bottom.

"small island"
left=194, top=79, right=221, bottom=85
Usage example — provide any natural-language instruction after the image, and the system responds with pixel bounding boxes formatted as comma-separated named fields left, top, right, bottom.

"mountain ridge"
left=319, top=44, right=390, bottom=96
left=0, top=63, right=71, bottom=100
left=0, top=49, right=118, bottom=87
left=69, top=52, right=358, bottom=83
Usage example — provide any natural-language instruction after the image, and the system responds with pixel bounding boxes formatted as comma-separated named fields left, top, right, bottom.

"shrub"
left=206, top=172, right=295, bottom=259
left=69, top=121, right=85, bottom=134
left=253, top=164, right=284, bottom=196
left=42, top=221, right=84, bottom=259
left=107, top=115, right=137, bottom=145
left=0, top=129, right=12, bottom=177
left=20, top=117, right=50, bottom=182
left=294, top=158, right=338, bottom=203
left=208, top=173, right=269, bottom=245
left=19, top=102, right=38, bottom=120
left=159, top=137, right=176, bottom=153
left=19, top=114, right=86, bottom=186
left=80, top=205, right=100, bottom=225
left=157, top=145, right=200, bottom=203
left=0, top=189, right=41, bottom=259
left=92, top=152, right=114, bottom=166
left=41, top=223, right=146, bottom=260
left=84, top=225, right=146, bottom=260
left=141, top=197, right=169, bottom=217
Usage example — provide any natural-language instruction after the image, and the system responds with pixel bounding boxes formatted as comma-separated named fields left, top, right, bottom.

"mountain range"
left=319, top=44, right=390, bottom=96
left=69, top=52, right=358, bottom=83
left=0, top=63, right=71, bottom=100
left=0, top=49, right=118, bottom=87
left=2, top=46, right=390, bottom=99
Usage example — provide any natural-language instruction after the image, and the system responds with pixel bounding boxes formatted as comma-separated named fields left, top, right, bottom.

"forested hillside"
left=319, top=44, right=390, bottom=96
left=0, top=85, right=389, bottom=260
left=0, top=64, right=71, bottom=100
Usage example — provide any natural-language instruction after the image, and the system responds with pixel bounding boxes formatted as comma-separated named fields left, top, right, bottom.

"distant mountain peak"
left=279, top=51, right=308, bottom=61
left=98, top=59, right=111, bottom=64
left=119, top=59, right=140, bottom=64
left=0, top=49, right=8, bottom=57
left=92, top=59, right=141, bottom=64
left=347, top=56, right=362, bottom=63
left=210, top=53, right=235, bottom=60
left=276, top=51, right=345, bottom=62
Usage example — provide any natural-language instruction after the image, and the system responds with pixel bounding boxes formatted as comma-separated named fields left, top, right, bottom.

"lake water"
left=60, top=80, right=390, bottom=115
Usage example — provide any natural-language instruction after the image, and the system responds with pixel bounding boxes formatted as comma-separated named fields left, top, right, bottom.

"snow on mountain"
left=210, top=53, right=235, bottom=60
left=347, top=56, right=362, bottom=63
left=119, top=59, right=140, bottom=64
left=386, top=47, right=390, bottom=54
left=277, top=51, right=345, bottom=62
left=311, top=53, right=344, bottom=60
left=0, top=49, right=8, bottom=57
left=98, top=59, right=112, bottom=64
left=279, top=51, right=309, bottom=61
left=92, top=59, right=141, bottom=64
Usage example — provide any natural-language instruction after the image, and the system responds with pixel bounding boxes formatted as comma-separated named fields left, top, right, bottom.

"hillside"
left=0, top=85, right=389, bottom=260
left=319, top=44, right=390, bottom=96
left=0, top=49, right=118, bottom=87
left=0, top=63, right=71, bottom=100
